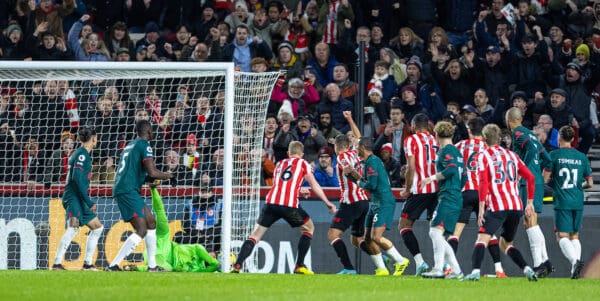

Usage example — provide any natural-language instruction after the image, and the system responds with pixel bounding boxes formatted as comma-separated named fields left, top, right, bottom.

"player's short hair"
left=559, top=125, right=575, bottom=142
left=78, top=126, right=96, bottom=143
left=136, top=120, right=152, bottom=136
left=467, top=117, right=485, bottom=136
left=505, top=107, right=523, bottom=123
left=288, top=141, right=304, bottom=155
left=482, top=124, right=501, bottom=146
left=358, top=137, right=374, bottom=151
left=434, top=121, right=455, bottom=138
left=411, top=113, right=430, bottom=130
left=334, top=134, right=350, bottom=149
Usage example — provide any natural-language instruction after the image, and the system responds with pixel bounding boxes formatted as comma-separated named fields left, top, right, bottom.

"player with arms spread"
left=107, top=120, right=173, bottom=271
left=420, top=121, right=463, bottom=279
left=231, top=141, right=336, bottom=274
left=345, top=137, right=410, bottom=276
left=506, top=107, right=554, bottom=277
left=400, top=113, right=438, bottom=275
left=463, top=124, right=537, bottom=281
left=53, top=126, right=103, bottom=271
left=544, top=126, right=592, bottom=279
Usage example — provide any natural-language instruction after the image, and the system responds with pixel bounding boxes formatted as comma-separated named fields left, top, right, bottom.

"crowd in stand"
left=1, top=0, right=600, bottom=189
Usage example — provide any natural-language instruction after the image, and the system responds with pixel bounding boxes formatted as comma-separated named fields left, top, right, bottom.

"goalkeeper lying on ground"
left=130, top=185, right=221, bottom=272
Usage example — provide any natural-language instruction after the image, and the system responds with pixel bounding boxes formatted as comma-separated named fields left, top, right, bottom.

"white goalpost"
left=0, top=61, right=279, bottom=272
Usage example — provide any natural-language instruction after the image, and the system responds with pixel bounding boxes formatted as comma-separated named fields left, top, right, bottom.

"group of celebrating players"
left=233, top=108, right=591, bottom=281
left=50, top=107, right=592, bottom=279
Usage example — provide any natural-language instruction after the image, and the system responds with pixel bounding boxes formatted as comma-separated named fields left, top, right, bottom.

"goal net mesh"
left=0, top=64, right=279, bottom=270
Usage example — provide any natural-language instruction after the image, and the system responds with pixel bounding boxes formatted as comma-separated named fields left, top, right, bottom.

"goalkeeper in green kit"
left=130, top=184, right=220, bottom=272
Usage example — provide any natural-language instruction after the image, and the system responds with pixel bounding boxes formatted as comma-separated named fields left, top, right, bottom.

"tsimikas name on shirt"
left=557, top=158, right=583, bottom=165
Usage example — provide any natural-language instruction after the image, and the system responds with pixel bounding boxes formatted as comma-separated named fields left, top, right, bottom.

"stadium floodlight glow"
left=0, top=61, right=279, bottom=272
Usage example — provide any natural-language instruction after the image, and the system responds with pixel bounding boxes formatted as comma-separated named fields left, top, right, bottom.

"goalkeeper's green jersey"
left=141, top=188, right=220, bottom=272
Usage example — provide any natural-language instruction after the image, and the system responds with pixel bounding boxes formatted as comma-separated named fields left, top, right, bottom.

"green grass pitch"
left=1, top=271, right=599, bottom=301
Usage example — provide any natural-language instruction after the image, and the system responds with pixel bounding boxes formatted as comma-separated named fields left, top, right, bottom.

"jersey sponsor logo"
left=366, top=166, right=377, bottom=176
left=515, top=131, right=524, bottom=138
left=78, top=155, right=85, bottom=161
left=445, top=154, right=453, bottom=161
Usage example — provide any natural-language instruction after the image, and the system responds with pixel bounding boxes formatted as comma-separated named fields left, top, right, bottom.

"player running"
left=420, top=121, right=463, bottom=279
left=107, top=120, right=173, bottom=271
left=344, top=137, right=410, bottom=276
left=451, top=117, right=507, bottom=278
left=231, top=141, right=336, bottom=274
left=53, top=126, right=103, bottom=271
left=543, top=126, right=592, bottom=279
left=463, top=124, right=537, bottom=281
left=400, top=113, right=437, bottom=275
left=329, top=134, right=370, bottom=275
left=506, top=107, right=553, bottom=277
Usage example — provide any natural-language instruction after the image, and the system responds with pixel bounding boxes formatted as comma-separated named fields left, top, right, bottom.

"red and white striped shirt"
left=323, top=0, right=340, bottom=44
left=477, top=145, right=534, bottom=212
left=336, top=149, right=368, bottom=204
left=264, top=136, right=275, bottom=162
left=265, top=157, right=311, bottom=208
left=404, top=132, right=438, bottom=194
left=455, top=138, right=487, bottom=191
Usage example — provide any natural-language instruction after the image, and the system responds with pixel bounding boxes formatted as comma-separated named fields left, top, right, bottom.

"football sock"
left=110, top=233, right=142, bottom=267
left=84, top=226, right=103, bottom=265
left=526, top=226, right=543, bottom=267
left=559, top=237, right=576, bottom=265
left=370, top=253, right=387, bottom=270
left=414, top=253, right=424, bottom=267
left=332, top=238, right=353, bottom=269
left=444, top=241, right=462, bottom=274
left=145, top=229, right=157, bottom=268
left=537, top=228, right=549, bottom=262
left=429, top=228, right=445, bottom=271
left=472, top=242, right=486, bottom=270
left=572, top=239, right=581, bottom=261
left=296, top=232, right=312, bottom=266
left=359, top=240, right=371, bottom=255
left=236, top=238, right=257, bottom=266
left=54, top=227, right=78, bottom=265
left=506, top=246, right=527, bottom=269
left=383, top=245, right=406, bottom=264
left=488, top=237, right=503, bottom=271
left=447, top=236, right=459, bottom=254
left=400, top=228, right=421, bottom=257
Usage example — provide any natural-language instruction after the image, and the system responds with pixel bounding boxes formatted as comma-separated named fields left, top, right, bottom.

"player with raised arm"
left=125, top=184, right=220, bottom=272
left=328, top=131, right=370, bottom=274
left=451, top=117, right=507, bottom=278
left=506, top=107, right=553, bottom=277
left=53, top=126, right=103, bottom=271
left=106, top=120, right=173, bottom=271
left=543, top=126, right=592, bottom=279
left=344, top=137, right=410, bottom=276
left=400, top=113, right=438, bottom=275
left=231, top=141, right=337, bottom=274
left=463, top=124, right=537, bottom=281
left=420, top=121, right=464, bottom=279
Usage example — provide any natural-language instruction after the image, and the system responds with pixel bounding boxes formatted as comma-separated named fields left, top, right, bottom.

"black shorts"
left=401, top=193, right=438, bottom=221
left=330, top=200, right=369, bottom=237
left=257, top=204, right=310, bottom=228
left=458, top=190, right=479, bottom=224
left=479, top=210, right=523, bottom=243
